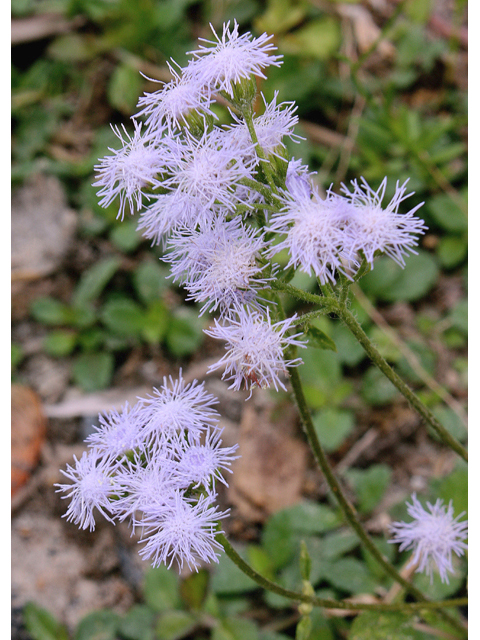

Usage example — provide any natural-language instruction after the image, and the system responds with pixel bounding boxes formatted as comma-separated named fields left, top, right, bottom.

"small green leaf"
left=117, top=605, right=155, bottom=640
left=179, top=569, right=209, bottom=611
left=304, top=325, right=337, bottom=352
left=295, top=615, right=312, bottom=640
left=299, top=540, right=312, bottom=581
left=75, top=610, right=120, bottom=640
left=437, top=462, right=468, bottom=516
left=44, top=330, right=77, bottom=357
left=144, top=565, right=182, bottom=613
left=211, top=548, right=258, bottom=595
left=100, top=298, right=145, bottom=337
left=320, top=558, right=378, bottom=595
left=449, top=299, right=467, bottom=335
left=345, top=465, right=392, bottom=514
left=30, top=297, right=73, bottom=326
left=155, top=611, right=197, bottom=640
left=72, top=256, right=121, bottom=308
left=320, top=531, right=359, bottom=560
left=427, top=193, right=467, bottom=233
left=165, top=309, right=204, bottom=357
left=212, top=617, right=260, bottom=640
left=349, top=611, right=428, bottom=639
left=280, top=18, right=340, bottom=60
left=437, top=236, right=467, bottom=269
left=312, top=408, right=355, bottom=452
left=12, top=343, right=24, bottom=370
left=72, top=352, right=114, bottom=392
left=107, top=63, right=143, bottom=115
left=142, top=300, right=170, bottom=344
left=361, top=367, right=398, bottom=406
left=133, top=261, right=170, bottom=305
left=23, top=602, right=69, bottom=640
left=109, top=220, right=142, bottom=252
left=431, top=406, right=467, bottom=443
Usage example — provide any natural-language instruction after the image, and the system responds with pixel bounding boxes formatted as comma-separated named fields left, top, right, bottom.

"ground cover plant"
left=11, top=2, right=467, bottom=639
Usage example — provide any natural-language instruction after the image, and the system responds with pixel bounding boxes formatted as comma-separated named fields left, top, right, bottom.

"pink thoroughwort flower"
left=205, top=307, right=306, bottom=396
left=388, top=493, right=468, bottom=584
left=184, top=20, right=282, bottom=97
left=57, top=373, right=237, bottom=571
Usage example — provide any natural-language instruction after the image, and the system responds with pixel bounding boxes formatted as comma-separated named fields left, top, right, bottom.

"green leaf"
left=165, top=309, right=204, bottom=357
left=75, top=610, right=120, bottom=640
left=72, top=352, right=114, bottom=392
left=361, top=367, right=398, bottom=406
left=144, top=565, right=182, bottom=613
left=431, top=406, right=467, bottom=444
left=23, top=602, right=69, bottom=640
left=117, top=605, right=155, bottom=640
left=12, top=343, right=24, bottom=370
left=109, top=220, right=143, bottom=252
left=179, top=569, right=209, bottom=611
left=44, top=330, right=77, bottom=357
left=449, top=299, right=467, bottom=335
left=133, top=261, right=169, bottom=305
left=320, top=531, right=359, bottom=561
left=320, top=558, right=378, bottom=595
left=30, top=297, right=73, bottom=326
left=349, top=611, right=428, bottom=639
left=280, top=18, right=340, bottom=60
left=413, top=565, right=465, bottom=600
left=107, top=63, right=143, bottom=115
left=210, top=548, right=258, bottom=595
left=427, top=193, right=467, bottom=233
left=212, top=617, right=260, bottom=640
left=100, top=298, right=145, bottom=337
left=330, top=323, right=366, bottom=367
left=48, top=34, right=97, bottom=62
left=437, top=462, right=468, bottom=516
left=155, top=611, right=197, bottom=640
left=304, top=325, right=337, bottom=352
left=437, top=236, right=467, bottom=269
left=295, top=616, right=312, bottom=640
left=345, top=465, right=392, bottom=514
left=312, top=408, right=355, bottom=452
left=142, top=300, right=170, bottom=344
left=72, top=257, right=121, bottom=308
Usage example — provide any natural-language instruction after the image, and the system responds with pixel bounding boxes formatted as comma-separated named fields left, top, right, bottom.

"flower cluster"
left=93, top=20, right=427, bottom=394
left=56, top=373, right=238, bottom=571
left=388, top=493, right=468, bottom=584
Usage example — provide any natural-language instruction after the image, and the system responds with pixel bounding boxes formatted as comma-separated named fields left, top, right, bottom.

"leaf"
left=431, top=406, right=467, bottom=444
left=109, top=220, right=143, bottom=252
left=320, top=558, right=378, bottom=595
left=179, top=569, right=210, bottom=611
left=155, top=611, right=197, bottom=640
left=349, top=611, right=428, bottom=639
left=144, top=565, right=182, bottom=613
left=312, top=408, right=355, bottom=452
left=345, top=465, right=392, bottom=514
left=30, top=297, right=74, bottom=326
left=437, top=236, right=467, bottom=269
left=44, top=330, right=77, bottom=357
left=212, top=617, right=260, bottom=640
left=449, top=299, right=467, bottom=335
left=100, top=298, right=145, bottom=337
left=280, top=18, right=340, bottom=60
left=133, top=261, right=170, bottom=305
left=117, top=605, right=155, bottom=640
left=23, top=602, right=69, bottom=640
left=165, top=309, right=204, bottom=357
left=361, top=367, right=398, bottom=406
left=12, top=343, right=24, bottom=370
left=72, top=352, right=114, bottom=392
left=320, top=531, right=359, bottom=560
left=142, top=300, right=170, bottom=344
left=304, top=325, right=337, bottom=352
left=107, top=63, right=143, bottom=115
left=210, top=548, right=258, bottom=595
left=427, top=193, right=467, bottom=233
left=437, top=462, right=468, bottom=516
left=74, top=610, right=120, bottom=640
left=72, top=256, right=121, bottom=308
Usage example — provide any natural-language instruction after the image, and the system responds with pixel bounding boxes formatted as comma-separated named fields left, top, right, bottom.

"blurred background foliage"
left=12, top=1, right=467, bottom=637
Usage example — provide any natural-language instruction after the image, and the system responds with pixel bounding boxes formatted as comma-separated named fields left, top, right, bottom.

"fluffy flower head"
left=388, top=493, right=468, bottom=584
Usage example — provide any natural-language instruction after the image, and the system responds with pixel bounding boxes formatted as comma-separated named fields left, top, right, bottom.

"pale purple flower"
left=55, top=449, right=119, bottom=531
left=185, top=20, right=282, bottom=97
left=339, top=177, right=427, bottom=268
left=388, top=493, right=468, bottom=584
left=164, top=216, right=271, bottom=315
left=267, top=187, right=352, bottom=284
left=224, top=92, right=300, bottom=161
left=93, top=122, right=168, bottom=220
left=137, top=491, right=228, bottom=571
left=85, top=402, right=144, bottom=458
left=175, top=429, right=239, bottom=489
left=138, top=373, right=220, bottom=446
left=205, top=308, right=306, bottom=394
left=135, top=62, right=214, bottom=135
left=285, top=158, right=314, bottom=200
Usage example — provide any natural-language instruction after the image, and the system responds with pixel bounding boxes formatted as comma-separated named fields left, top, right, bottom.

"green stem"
left=217, top=533, right=467, bottom=614
left=272, top=280, right=334, bottom=309
left=287, top=364, right=467, bottom=636
left=242, top=108, right=279, bottom=195
left=336, top=304, right=468, bottom=462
